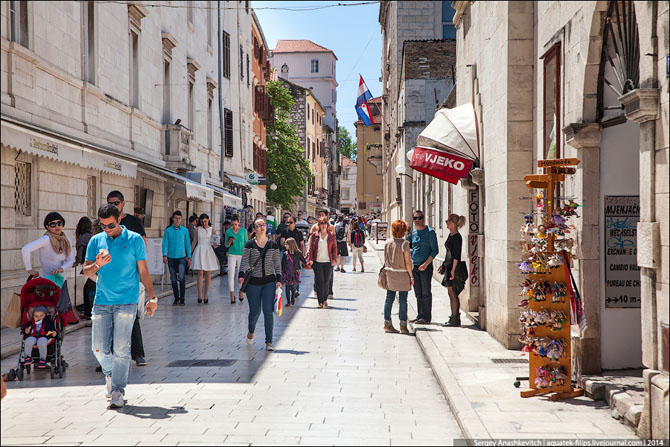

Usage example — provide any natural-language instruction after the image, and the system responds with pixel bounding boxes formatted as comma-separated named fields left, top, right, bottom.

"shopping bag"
left=274, top=286, right=283, bottom=317
left=2, top=293, right=22, bottom=328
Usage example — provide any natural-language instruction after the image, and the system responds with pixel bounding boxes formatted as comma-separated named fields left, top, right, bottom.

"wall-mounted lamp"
left=395, top=163, right=414, bottom=182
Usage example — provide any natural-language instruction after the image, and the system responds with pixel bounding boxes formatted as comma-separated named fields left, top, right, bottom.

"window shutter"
left=255, top=85, right=265, bottom=116
left=224, top=109, right=233, bottom=157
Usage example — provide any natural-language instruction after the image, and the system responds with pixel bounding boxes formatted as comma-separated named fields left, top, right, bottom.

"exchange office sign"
left=604, top=196, right=640, bottom=308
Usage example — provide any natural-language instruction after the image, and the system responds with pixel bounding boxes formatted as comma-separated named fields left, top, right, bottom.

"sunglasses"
left=287, top=221, right=295, bottom=224
left=319, top=222, right=328, bottom=226
left=99, top=222, right=117, bottom=230
left=255, top=223, right=266, bottom=228
left=47, top=221, right=64, bottom=228
left=107, top=200, right=122, bottom=206
left=413, top=215, right=424, bottom=220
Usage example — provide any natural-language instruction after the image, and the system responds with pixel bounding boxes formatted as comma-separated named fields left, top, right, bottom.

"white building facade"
left=0, top=1, right=257, bottom=320
left=339, top=155, right=357, bottom=215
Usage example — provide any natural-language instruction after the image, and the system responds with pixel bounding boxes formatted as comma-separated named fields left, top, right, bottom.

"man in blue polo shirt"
left=83, top=204, right=158, bottom=409
left=162, top=210, right=191, bottom=306
left=410, top=210, right=439, bottom=324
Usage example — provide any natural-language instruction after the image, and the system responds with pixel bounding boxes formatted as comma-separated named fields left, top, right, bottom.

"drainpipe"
left=217, top=1, right=225, bottom=184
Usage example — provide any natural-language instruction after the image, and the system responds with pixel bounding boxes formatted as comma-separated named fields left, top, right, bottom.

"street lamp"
left=270, top=184, right=277, bottom=191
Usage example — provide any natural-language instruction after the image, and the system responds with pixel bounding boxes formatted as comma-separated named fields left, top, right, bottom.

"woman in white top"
left=22, top=212, right=75, bottom=279
left=190, top=213, right=219, bottom=304
left=305, top=217, right=338, bottom=308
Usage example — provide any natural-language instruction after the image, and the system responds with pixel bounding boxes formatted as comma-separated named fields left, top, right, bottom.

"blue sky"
left=252, top=1, right=382, bottom=140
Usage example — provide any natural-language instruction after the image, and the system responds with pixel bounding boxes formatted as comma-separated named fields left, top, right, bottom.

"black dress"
left=442, top=233, right=462, bottom=287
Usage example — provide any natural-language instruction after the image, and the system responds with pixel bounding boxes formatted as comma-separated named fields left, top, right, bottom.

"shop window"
left=87, top=175, right=97, bottom=218
left=9, top=0, right=29, bottom=48
left=541, top=43, right=561, bottom=159
left=14, top=161, right=31, bottom=216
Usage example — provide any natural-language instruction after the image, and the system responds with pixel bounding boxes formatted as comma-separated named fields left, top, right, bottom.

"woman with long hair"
left=238, top=217, right=282, bottom=351
left=305, top=216, right=338, bottom=308
left=382, top=220, right=414, bottom=334
left=74, top=216, right=95, bottom=318
left=190, top=213, right=219, bottom=304
left=440, top=214, right=466, bottom=327
left=282, top=238, right=306, bottom=307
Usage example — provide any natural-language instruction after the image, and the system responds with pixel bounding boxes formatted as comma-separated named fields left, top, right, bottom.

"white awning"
left=415, top=103, right=480, bottom=161
left=225, top=174, right=251, bottom=188
left=155, top=168, right=214, bottom=203
left=1, top=121, right=84, bottom=166
left=207, top=183, right=243, bottom=209
left=82, top=148, right=137, bottom=177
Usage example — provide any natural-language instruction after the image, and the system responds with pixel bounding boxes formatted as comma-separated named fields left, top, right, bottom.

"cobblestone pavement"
left=1, top=245, right=462, bottom=446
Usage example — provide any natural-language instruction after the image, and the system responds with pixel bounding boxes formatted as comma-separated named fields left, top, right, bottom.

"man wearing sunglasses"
left=410, top=210, right=439, bottom=324
left=83, top=204, right=157, bottom=409
left=107, top=191, right=148, bottom=367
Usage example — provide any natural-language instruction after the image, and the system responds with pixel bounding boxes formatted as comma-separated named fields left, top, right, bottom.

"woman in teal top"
left=225, top=215, right=248, bottom=303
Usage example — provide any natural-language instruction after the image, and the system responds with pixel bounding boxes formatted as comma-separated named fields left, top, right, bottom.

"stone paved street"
left=1, top=245, right=462, bottom=446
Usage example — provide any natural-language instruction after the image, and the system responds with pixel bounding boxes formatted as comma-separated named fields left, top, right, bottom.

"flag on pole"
left=355, top=75, right=374, bottom=126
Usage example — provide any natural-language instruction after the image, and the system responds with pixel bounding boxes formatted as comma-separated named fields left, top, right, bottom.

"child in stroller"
left=21, top=305, right=57, bottom=369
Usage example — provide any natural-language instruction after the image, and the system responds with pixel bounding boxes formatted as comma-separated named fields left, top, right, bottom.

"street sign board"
left=537, top=158, right=580, bottom=168
left=245, top=173, right=268, bottom=185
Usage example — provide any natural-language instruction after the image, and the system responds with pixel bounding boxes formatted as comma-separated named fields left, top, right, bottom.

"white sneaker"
left=265, top=343, right=275, bottom=351
left=110, top=390, right=124, bottom=408
left=246, top=333, right=254, bottom=345
left=105, top=376, right=112, bottom=399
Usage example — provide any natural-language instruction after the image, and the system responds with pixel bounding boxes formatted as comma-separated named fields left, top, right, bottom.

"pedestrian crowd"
left=16, top=200, right=467, bottom=410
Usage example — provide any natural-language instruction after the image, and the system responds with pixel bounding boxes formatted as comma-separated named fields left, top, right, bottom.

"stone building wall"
left=0, top=1, right=250, bottom=322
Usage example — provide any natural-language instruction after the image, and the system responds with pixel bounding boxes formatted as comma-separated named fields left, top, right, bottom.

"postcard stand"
left=519, top=158, right=584, bottom=401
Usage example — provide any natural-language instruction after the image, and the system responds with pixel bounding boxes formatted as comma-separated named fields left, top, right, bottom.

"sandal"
left=197, top=298, right=203, bottom=304
left=231, top=298, right=236, bottom=304
left=204, top=298, right=209, bottom=304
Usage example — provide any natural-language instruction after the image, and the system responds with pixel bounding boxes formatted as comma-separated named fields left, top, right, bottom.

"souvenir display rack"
left=518, top=158, right=584, bottom=401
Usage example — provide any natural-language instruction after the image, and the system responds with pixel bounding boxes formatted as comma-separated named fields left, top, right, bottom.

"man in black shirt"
left=107, top=191, right=148, bottom=367
left=276, top=212, right=291, bottom=239
left=279, top=217, right=305, bottom=254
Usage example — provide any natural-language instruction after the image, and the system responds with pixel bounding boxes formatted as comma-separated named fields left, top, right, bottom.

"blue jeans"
left=384, top=290, right=408, bottom=322
left=167, top=257, right=187, bottom=299
left=91, top=303, right=137, bottom=394
left=246, top=282, right=275, bottom=344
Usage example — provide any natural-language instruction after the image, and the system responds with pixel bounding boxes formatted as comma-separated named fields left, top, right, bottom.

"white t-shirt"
left=316, top=234, right=330, bottom=263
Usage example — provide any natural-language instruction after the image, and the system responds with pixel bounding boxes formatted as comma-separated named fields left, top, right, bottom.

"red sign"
left=409, top=146, right=474, bottom=184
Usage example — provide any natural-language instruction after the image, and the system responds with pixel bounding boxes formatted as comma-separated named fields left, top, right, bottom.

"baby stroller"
left=8, top=277, right=69, bottom=381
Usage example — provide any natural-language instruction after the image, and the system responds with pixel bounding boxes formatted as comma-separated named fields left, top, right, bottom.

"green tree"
left=338, top=125, right=357, bottom=162
left=266, top=80, right=311, bottom=209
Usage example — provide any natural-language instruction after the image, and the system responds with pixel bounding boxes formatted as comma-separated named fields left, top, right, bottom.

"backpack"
left=352, top=230, right=365, bottom=248
left=336, top=224, right=346, bottom=241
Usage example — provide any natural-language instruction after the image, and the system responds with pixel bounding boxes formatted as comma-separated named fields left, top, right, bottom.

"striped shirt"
left=239, top=239, right=282, bottom=285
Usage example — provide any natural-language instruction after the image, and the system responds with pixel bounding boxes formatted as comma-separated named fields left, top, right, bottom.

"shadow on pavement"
left=116, top=404, right=189, bottom=419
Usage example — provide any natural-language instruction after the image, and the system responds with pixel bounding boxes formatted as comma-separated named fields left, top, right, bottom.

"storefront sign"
left=468, top=188, right=480, bottom=286
left=604, top=195, right=640, bottom=308
left=30, top=137, right=59, bottom=155
left=146, top=238, right=165, bottom=276
left=409, top=146, right=473, bottom=184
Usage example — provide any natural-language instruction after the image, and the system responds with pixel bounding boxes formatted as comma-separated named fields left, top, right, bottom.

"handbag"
left=2, top=292, right=22, bottom=328
left=137, top=282, right=146, bottom=320
left=240, top=243, right=270, bottom=293
left=377, top=264, right=388, bottom=289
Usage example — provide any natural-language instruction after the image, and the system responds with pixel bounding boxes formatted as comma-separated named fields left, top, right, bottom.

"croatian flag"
left=355, top=75, right=374, bottom=126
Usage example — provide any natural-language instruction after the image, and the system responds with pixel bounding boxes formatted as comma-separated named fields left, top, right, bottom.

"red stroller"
left=7, top=277, right=70, bottom=381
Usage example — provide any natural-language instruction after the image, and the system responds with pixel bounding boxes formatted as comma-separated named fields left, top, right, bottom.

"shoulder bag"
left=377, top=263, right=388, bottom=290
left=240, top=243, right=270, bottom=293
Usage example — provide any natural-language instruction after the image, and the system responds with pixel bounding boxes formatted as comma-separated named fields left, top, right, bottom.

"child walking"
left=281, top=238, right=306, bottom=307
